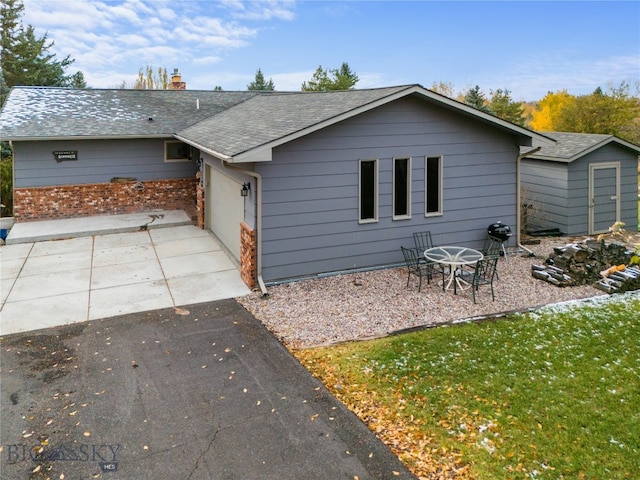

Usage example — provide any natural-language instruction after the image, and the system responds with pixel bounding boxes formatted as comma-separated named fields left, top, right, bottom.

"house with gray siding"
left=522, top=132, right=640, bottom=236
left=1, top=85, right=553, bottom=290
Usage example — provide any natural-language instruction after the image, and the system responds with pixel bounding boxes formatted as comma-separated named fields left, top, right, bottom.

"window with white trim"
left=359, top=159, right=378, bottom=223
left=165, top=140, right=191, bottom=162
left=393, top=157, right=411, bottom=219
left=425, top=156, right=442, bottom=216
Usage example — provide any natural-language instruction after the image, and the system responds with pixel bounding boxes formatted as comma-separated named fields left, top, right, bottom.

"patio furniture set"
left=401, top=230, right=504, bottom=303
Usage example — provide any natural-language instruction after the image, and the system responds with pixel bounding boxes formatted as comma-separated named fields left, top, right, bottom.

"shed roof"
left=525, top=131, right=640, bottom=162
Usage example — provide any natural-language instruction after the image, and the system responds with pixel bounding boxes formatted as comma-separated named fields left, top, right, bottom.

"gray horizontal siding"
left=13, top=139, right=198, bottom=188
left=521, top=143, right=639, bottom=235
left=257, top=96, right=522, bottom=282
left=521, top=160, right=570, bottom=233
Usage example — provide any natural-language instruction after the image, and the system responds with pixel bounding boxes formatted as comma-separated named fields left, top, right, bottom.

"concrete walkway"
left=0, top=212, right=250, bottom=336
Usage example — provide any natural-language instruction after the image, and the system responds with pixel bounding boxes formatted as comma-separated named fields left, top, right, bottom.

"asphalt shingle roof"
left=526, top=131, right=640, bottom=162
left=176, top=86, right=410, bottom=157
left=0, top=87, right=258, bottom=139
left=1, top=84, right=554, bottom=160
left=534, top=132, right=614, bottom=159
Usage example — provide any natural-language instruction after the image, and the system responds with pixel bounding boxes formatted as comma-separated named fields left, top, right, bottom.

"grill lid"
left=487, top=221, right=512, bottom=241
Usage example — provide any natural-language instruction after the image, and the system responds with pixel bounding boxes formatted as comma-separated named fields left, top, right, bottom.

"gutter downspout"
left=221, top=161, right=268, bottom=297
left=517, top=146, right=542, bottom=257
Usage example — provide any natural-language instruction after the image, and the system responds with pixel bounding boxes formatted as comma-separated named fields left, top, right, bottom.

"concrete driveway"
left=1, top=218, right=250, bottom=336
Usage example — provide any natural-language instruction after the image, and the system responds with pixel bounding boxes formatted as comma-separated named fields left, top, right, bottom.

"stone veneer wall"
left=14, top=178, right=197, bottom=222
left=240, top=222, right=256, bottom=290
left=196, top=181, right=205, bottom=229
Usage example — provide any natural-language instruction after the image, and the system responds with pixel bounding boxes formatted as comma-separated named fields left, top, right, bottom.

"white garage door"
left=206, top=166, right=244, bottom=261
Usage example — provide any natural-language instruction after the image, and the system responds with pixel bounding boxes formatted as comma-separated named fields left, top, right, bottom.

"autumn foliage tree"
left=529, top=90, right=574, bottom=131
left=133, top=66, right=169, bottom=90
left=531, top=83, right=640, bottom=144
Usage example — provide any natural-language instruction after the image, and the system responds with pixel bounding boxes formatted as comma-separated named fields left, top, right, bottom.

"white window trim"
left=164, top=140, right=191, bottom=163
left=425, top=155, right=443, bottom=217
left=393, top=157, right=412, bottom=220
left=359, top=159, right=379, bottom=224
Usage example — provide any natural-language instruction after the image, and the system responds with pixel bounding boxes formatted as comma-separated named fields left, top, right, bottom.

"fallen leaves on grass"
left=294, top=350, right=474, bottom=480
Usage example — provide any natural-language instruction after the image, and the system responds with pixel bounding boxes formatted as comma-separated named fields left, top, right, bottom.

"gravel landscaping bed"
left=237, top=237, right=610, bottom=349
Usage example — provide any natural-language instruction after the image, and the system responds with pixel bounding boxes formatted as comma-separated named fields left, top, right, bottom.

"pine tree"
left=488, top=88, right=525, bottom=125
left=247, top=68, right=275, bottom=91
left=1, top=0, right=83, bottom=105
left=464, top=85, right=491, bottom=113
left=301, top=62, right=358, bottom=91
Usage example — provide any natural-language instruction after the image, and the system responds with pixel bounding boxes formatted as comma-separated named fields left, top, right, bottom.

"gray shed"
left=521, top=132, right=640, bottom=236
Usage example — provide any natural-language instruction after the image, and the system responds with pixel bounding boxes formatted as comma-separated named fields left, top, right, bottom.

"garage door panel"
left=207, top=166, right=243, bottom=261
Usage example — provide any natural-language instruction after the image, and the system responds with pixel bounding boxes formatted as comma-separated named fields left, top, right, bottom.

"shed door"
left=206, top=165, right=243, bottom=261
left=589, top=162, right=620, bottom=235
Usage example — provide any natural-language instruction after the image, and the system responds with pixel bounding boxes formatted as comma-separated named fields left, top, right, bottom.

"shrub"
left=0, top=159, right=13, bottom=217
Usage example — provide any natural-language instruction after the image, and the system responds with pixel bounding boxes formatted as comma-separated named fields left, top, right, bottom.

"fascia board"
left=231, top=145, right=273, bottom=163
left=173, top=134, right=232, bottom=161
left=525, top=154, right=573, bottom=163
left=3, top=134, right=172, bottom=141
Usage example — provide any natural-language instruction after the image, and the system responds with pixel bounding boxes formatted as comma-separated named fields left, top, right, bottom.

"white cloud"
left=221, top=0, right=297, bottom=21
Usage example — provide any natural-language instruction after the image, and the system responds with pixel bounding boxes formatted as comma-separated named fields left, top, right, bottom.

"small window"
left=359, top=159, right=378, bottom=223
left=165, top=141, right=191, bottom=162
left=425, top=156, right=442, bottom=216
left=393, top=157, right=411, bottom=219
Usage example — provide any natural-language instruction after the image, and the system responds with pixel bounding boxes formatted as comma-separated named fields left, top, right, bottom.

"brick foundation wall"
left=14, top=178, right=197, bottom=222
left=240, top=222, right=256, bottom=290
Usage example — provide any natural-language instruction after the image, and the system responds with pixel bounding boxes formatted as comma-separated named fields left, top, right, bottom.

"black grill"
left=487, top=221, right=512, bottom=242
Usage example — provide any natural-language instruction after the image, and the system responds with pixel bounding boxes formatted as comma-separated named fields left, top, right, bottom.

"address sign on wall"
left=53, top=151, right=78, bottom=162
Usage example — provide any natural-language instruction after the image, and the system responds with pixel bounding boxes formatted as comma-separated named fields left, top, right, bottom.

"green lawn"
left=296, top=294, right=640, bottom=479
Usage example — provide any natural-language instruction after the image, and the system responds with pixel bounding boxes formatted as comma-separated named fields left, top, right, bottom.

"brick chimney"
left=169, top=68, right=186, bottom=90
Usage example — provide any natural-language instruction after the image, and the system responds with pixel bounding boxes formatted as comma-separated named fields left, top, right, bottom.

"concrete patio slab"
left=0, top=213, right=251, bottom=336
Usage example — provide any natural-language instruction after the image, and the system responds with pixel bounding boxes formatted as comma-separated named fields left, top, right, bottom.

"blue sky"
left=22, top=0, right=640, bottom=101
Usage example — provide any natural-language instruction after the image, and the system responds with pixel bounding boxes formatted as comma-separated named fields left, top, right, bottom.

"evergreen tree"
left=247, top=68, right=275, bottom=91
left=1, top=0, right=82, bottom=105
left=464, top=85, right=491, bottom=113
left=301, top=62, right=358, bottom=91
left=488, top=88, right=525, bottom=125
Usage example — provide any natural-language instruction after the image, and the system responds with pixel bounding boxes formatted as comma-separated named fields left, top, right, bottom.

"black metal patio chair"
left=401, top=246, right=436, bottom=293
left=482, top=236, right=504, bottom=279
left=413, top=231, right=435, bottom=253
left=457, top=256, right=499, bottom=303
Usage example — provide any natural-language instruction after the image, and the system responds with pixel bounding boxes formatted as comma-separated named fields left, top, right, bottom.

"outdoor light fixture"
left=241, top=182, right=251, bottom=197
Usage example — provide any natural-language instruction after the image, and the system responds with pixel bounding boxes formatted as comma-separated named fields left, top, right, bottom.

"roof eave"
left=4, top=134, right=174, bottom=141
left=174, top=134, right=232, bottom=161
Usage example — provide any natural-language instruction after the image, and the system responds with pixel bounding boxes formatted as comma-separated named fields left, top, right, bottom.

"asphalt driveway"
left=1, top=299, right=416, bottom=479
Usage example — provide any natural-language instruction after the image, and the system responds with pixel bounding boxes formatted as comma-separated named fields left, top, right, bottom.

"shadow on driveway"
left=0, top=299, right=416, bottom=479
